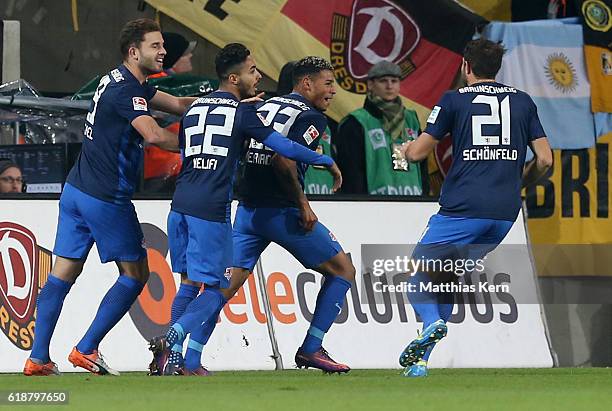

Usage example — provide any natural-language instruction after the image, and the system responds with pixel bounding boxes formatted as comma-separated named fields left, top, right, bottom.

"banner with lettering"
left=145, top=0, right=486, bottom=124
left=0, top=200, right=552, bottom=371
left=525, top=132, right=612, bottom=276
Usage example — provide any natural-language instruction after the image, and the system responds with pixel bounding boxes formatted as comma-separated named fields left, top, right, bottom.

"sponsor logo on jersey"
left=330, top=0, right=420, bottom=94
left=427, top=106, right=441, bottom=124
left=303, top=125, right=320, bottom=145
left=132, top=97, right=148, bottom=111
left=0, top=222, right=52, bottom=351
left=329, top=231, right=338, bottom=242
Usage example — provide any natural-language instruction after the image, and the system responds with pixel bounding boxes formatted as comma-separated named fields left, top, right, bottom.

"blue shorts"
left=167, top=210, right=231, bottom=288
left=53, top=183, right=146, bottom=263
left=413, top=213, right=514, bottom=262
left=232, top=205, right=343, bottom=271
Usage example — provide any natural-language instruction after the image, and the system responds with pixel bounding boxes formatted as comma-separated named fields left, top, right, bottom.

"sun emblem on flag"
left=544, top=53, right=578, bottom=93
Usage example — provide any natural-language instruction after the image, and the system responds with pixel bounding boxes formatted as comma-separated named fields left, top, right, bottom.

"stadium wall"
left=0, top=200, right=554, bottom=372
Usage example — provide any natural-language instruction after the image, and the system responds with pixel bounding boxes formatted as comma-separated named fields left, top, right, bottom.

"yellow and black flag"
left=577, top=0, right=612, bottom=113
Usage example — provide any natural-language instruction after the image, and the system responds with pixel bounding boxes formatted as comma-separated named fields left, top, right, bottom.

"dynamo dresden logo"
left=331, top=0, right=420, bottom=93
left=0, top=222, right=52, bottom=350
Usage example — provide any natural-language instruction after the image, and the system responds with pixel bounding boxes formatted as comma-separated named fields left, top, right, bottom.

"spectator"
left=335, top=61, right=427, bottom=195
left=144, top=32, right=198, bottom=192
left=0, top=159, right=24, bottom=193
left=276, top=61, right=336, bottom=195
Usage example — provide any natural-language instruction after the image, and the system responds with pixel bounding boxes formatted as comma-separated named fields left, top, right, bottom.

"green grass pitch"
left=2, top=368, right=612, bottom=410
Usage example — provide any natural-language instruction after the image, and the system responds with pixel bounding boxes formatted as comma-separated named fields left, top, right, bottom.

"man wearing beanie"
left=335, top=61, right=427, bottom=196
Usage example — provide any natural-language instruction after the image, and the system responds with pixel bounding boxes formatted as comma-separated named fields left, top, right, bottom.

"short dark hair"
left=119, top=19, right=161, bottom=59
left=277, top=61, right=297, bottom=96
left=215, top=43, right=251, bottom=80
left=292, top=56, right=334, bottom=86
left=463, top=38, right=505, bottom=79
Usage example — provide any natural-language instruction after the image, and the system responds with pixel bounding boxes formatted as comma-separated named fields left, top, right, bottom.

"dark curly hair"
left=215, top=43, right=251, bottom=80
left=292, top=56, right=334, bottom=86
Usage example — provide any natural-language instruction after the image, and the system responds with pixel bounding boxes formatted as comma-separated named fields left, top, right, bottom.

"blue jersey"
left=171, top=91, right=280, bottom=222
left=237, top=93, right=327, bottom=208
left=425, top=81, right=546, bottom=221
left=67, top=64, right=157, bottom=203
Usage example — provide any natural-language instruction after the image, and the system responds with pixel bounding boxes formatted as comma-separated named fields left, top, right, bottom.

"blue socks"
left=30, top=274, right=73, bottom=363
left=171, top=283, right=199, bottom=325
left=166, top=287, right=226, bottom=365
left=301, top=276, right=351, bottom=354
left=420, top=290, right=455, bottom=362
left=407, top=271, right=440, bottom=327
left=184, top=315, right=219, bottom=371
left=76, top=275, right=144, bottom=354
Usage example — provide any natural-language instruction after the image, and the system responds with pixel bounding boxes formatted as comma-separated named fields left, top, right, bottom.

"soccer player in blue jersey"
left=398, top=39, right=553, bottom=377
left=229, top=56, right=355, bottom=373
left=148, top=46, right=342, bottom=376
left=24, top=19, right=198, bottom=376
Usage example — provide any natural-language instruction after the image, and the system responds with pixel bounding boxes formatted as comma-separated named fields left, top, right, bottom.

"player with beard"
left=148, top=45, right=343, bottom=376
left=24, top=19, right=198, bottom=376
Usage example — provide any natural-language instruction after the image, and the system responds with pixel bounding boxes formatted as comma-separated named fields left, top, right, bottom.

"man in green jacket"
left=335, top=61, right=427, bottom=195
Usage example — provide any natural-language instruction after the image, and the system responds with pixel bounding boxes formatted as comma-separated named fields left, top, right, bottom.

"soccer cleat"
left=295, top=347, right=350, bottom=374
left=403, top=361, right=428, bottom=378
left=148, top=336, right=186, bottom=376
left=183, top=365, right=212, bottom=376
left=23, top=358, right=61, bottom=376
left=147, top=336, right=169, bottom=376
left=68, top=347, right=120, bottom=376
left=399, top=319, right=447, bottom=368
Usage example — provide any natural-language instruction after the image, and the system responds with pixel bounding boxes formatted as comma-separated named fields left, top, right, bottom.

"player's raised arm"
left=242, top=103, right=336, bottom=168
left=149, top=90, right=197, bottom=116
left=403, top=92, right=453, bottom=162
left=131, top=115, right=180, bottom=152
left=403, top=132, right=439, bottom=162
left=523, top=137, right=553, bottom=187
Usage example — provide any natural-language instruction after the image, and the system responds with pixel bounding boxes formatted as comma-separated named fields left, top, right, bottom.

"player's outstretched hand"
left=299, top=201, right=318, bottom=232
left=241, top=92, right=265, bottom=103
left=400, top=140, right=413, bottom=160
left=327, top=162, right=343, bottom=193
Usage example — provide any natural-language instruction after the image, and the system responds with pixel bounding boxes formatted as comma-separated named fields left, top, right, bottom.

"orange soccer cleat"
left=68, top=347, right=120, bottom=376
left=23, top=358, right=61, bottom=376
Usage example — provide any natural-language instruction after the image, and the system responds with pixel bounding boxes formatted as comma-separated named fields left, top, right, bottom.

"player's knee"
left=117, top=259, right=150, bottom=284
left=320, top=254, right=355, bottom=282
left=340, top=262, right=356, bottom=282
left=223, top=267, right=250, bottom=299
left=51, top=256, right=85, bottom=282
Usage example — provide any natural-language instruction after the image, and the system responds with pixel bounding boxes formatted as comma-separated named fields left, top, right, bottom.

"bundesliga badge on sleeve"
left=392, top=143, right=410, bottom=171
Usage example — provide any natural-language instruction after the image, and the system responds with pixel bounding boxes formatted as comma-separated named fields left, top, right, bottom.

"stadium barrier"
left=0, top=200, right=554, bottom=372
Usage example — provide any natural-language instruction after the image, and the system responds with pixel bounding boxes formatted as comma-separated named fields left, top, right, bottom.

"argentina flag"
left=484, top=19, right=596, bottom=149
